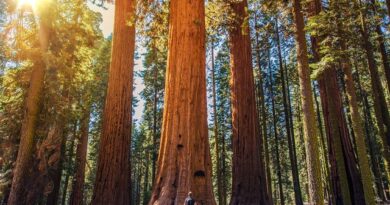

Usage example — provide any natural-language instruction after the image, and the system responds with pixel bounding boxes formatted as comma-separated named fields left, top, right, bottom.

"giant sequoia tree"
left=148, top=0, right=216, bottom=204
left=228, top=0, right=268, bottom=204
left=91, top=0, right=136, bottom=204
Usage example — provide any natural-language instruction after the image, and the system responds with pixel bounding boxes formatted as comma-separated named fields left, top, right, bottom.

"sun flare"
left=17, top=0, right=38, bottom=10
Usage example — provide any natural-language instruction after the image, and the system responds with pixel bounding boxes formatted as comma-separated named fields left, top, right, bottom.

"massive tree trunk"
left=69, top=106, right=91, bottom=205
left=7, top=12, right=51, bottom=205
left=291, top=0, right=324, bottom=204
left=275, top=17, right=303, bottom=205
left=91, top=0, right=136, bottom=203
left=228, top=0, right=268, bottom=204
left=148, top=0, right=215, bottom=204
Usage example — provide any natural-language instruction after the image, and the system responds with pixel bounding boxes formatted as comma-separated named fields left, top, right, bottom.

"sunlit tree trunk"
left=291, top=0, right=324, bottom=204
left=7, top=11, right=51, bottom=205
left=340, top=61, right=375, bottom=204
left=91, top=0, right=136, bottom=204
left=148, top=0, right=215, bottom=204
left=228, top=0, right=268, bottom=204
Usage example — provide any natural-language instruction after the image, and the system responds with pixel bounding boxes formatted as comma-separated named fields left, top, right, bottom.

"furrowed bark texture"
left=91, top=0, right=136, bottom=204
left=148, top=0, right=216, bottom=204
left=292, top=0, right=324, bottom=204
left=228, top=1, right=268, bottom=204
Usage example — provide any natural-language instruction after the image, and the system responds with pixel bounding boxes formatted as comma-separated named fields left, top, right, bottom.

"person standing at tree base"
left=185, top=192, right=195, bottom=205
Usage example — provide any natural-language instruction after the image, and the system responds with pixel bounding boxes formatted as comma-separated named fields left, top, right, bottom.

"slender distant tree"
left=91, top=0, right=136, bottom=203
left=210, top=38, right=223, bottom=205
left=148, top=0, right=216, bottom=204
left=275, top=16, right=303, bottom=205
left=268, top=58, right=285, bottom=205
left=69, top=103, right=91, bottom=205
left=254, top=16, right=273, bottom=203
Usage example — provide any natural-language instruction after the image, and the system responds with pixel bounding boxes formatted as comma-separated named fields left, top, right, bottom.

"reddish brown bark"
left=318, top=69, right=367, bottom=205
left=148, top=0, right=215, bottom=204
left=228, top=1, right=268, bottom=204
left=91, top=0, right=136, bottom=203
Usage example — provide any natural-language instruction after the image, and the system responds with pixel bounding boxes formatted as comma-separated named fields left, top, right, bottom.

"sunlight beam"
left=17, top=0, right=38, bottom=11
